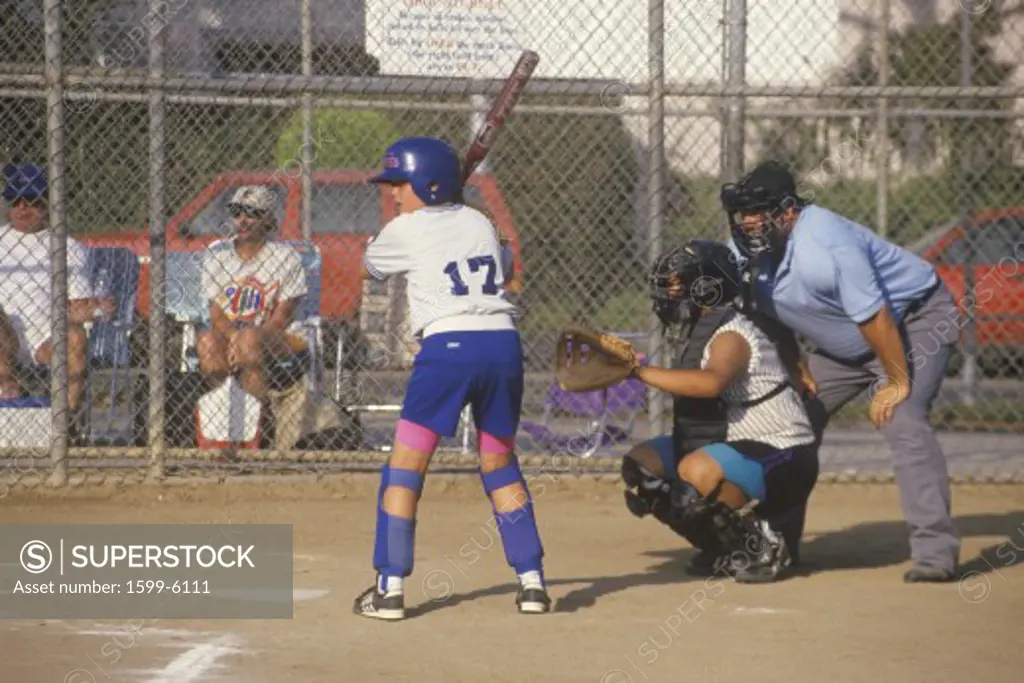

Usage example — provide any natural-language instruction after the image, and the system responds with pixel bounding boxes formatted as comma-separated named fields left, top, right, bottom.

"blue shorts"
left=650, top=436, right=770, bottom=501
left=401, top=330, right=524, bottom=439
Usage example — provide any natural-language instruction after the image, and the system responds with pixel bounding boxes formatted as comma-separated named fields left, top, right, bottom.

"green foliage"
left=497, top=103, right=641, bottom=327
left=588, top=288, right=656, bottom=333
left=275, top=108, right=401, bottom=171
left=835, top=12, right=1016, bottom=179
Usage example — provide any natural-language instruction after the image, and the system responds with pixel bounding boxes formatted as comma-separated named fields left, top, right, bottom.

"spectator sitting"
left=0, top=163, right=114, bottom=424
left=197, top=185, right=308, bottom=401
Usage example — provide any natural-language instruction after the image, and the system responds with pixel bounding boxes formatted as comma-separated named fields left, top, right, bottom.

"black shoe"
left=903, top=564, right=957, bottom=583
left=353, top=584, right=405, bottom=621
left=722, top=519, right=791, bottom=584
left=516, top=585, right=551, bottom=614
left=68, top=409, right=88, bottom=447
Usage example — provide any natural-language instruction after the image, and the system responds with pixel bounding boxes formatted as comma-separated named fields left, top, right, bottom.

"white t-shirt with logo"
left=200, top=239, right=308, bottom=335
left=0, top=224, right=92, bottom=361
left=363, top=205, right=517, bottom=337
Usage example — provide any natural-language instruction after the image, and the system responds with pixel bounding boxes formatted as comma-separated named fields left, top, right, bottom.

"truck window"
left=188, top=184, right=287, bottom=237
left=312, top=184, right=381, bottom=235
left=942, top=217, right=1024, bottom=265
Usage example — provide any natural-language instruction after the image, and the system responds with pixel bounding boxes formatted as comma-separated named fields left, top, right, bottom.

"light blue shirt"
left=729, top=204, right=938, bottom=360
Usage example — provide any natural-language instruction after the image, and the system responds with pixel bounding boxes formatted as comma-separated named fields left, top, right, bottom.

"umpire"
left=721, top=161, right=961, bottom=583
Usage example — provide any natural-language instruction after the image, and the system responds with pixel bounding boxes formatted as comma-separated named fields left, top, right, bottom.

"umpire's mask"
left=720, top=161, right=805, bottom=258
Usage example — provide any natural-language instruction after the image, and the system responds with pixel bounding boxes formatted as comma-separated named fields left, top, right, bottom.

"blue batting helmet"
left=368, top=137, right=462, bottom=206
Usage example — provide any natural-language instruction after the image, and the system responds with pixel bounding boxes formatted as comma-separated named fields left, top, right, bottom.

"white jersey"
left=0, top=224, right=92, bottom=360
left=700, top=314, right=815, bottom=450
left=201, top=239, right=308, bottom=334
left=364, top=204, right=517, bottom=337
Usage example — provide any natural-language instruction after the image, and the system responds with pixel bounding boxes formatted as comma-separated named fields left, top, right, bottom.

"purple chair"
left=520, top=353, right=648, bottom=458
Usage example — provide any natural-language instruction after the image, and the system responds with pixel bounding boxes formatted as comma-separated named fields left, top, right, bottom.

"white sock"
left=518, top=570, right=543, bottom=590
left=378, top=575, right=404, bottom=595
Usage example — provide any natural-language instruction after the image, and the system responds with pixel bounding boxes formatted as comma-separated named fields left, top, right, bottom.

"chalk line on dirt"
left=136, top=634, right=243, bottom=683
left=294, top=588, right=330, bottom=601
left=728, top=606, right=799, bottom=616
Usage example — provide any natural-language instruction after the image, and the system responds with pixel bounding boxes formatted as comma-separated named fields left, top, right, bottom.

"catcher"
left=557, top=240, right=819, bottom=582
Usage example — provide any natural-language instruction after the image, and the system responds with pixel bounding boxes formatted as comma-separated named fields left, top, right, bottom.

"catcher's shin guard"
left=481, top=454, right=544, bottom=576
left=373, top=465, right=425, bottom=580
left=621, top=459, right=723, bottom=554
left=667, top=479, right=734, bottom=556
left=621, top=457, right=670, bottom=519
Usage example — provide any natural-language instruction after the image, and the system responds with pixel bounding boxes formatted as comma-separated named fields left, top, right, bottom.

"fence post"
left=301, top=0, right=314, bottom=240
left=647, top=0, right=667, bottom=434
left=147, top=0, right=168, bottom=480
left=959, top=7, right=977, bottom=406
left=722, top=0, right=747, bottom=183
left=44, top=0, right=68, bottom=487
left=875, top=0, right=890, bottom=239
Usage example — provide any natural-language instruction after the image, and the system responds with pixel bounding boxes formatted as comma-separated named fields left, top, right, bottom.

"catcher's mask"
left=649, top=239, right=743, bottom=329
left=227, top=185, right=278, bottom=239
left=720, top=161, right=806, bottom=258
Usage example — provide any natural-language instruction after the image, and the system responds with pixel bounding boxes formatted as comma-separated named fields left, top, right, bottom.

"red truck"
left=910, top=207, right=1024, bottom=375
left=80, top=169, right=524, bottom=361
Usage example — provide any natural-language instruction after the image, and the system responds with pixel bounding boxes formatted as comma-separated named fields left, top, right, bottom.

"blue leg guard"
left=373, top=465, right=425, bottom=580
left=480, top=455, right=545, bottom=577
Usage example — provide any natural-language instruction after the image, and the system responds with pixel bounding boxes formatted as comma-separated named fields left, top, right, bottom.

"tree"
left=275, top=109, right=402, bottom=171
left=835, top=12, right=1015, bottom=182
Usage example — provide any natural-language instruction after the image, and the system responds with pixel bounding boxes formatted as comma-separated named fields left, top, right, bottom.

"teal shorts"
left=650, top=436, right=770, bottom=500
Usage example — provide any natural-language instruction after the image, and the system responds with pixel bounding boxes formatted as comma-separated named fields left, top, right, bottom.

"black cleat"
left=516, top=585, right=552, bottom=614
left=353, top=584, right=405, bottom=621
left=719, top=519, right=791, bottom=584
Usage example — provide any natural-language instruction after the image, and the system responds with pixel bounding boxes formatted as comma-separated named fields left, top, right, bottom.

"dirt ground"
left=2, top=476, right=1023, bottom=683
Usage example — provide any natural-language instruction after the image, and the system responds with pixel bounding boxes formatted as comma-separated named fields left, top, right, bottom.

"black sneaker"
left=353, top=584, right=405, bottom=621
left=516, top=585, right=551, bottom=614
left=722, top=519, right=791, bottom=584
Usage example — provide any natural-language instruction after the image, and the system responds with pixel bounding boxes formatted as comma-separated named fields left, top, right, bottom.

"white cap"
left=228, top=185, right=274, bottom=213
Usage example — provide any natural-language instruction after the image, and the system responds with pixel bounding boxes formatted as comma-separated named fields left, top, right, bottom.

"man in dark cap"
left=722, top=160, right=962, bottom=583
left=0, top=163, right=114, bottom=419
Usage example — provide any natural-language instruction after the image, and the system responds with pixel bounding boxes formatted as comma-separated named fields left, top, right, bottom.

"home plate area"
left=2, top=477, right=1022, bottom=683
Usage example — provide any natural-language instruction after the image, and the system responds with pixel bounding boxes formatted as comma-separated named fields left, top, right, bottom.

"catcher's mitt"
left=555, top=325, right=639, bottom=392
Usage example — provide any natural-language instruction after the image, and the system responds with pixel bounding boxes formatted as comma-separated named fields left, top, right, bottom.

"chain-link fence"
left=0, top=0, right=1022, bottom=491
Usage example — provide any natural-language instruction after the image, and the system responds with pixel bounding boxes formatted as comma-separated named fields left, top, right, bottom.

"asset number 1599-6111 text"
left=126, top=580, right=210, bottom=594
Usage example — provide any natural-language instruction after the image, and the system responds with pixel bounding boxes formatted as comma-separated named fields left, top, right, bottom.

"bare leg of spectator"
left=0, top=308, right=22, bottom=399
left=230, top=328, right=305, bottom=401
left=34, top=324, right=88, bottom=413
left=197, top=329, right=231, bottom=390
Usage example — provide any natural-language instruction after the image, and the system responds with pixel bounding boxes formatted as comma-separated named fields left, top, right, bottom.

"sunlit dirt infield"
left=3, top=476, right=1023, bottom=683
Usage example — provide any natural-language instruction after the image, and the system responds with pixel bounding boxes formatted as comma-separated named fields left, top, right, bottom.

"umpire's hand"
left=869, top=379, right=910, bottom=429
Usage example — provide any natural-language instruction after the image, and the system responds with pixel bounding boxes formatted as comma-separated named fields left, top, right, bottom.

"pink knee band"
left=395, top=419, right=440, bottom=453
left=478, top=431, right=515, bottom=456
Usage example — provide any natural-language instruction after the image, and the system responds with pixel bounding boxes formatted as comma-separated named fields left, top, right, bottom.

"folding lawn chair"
left=520, top=354, right=648, bottom=458
left=83, top=246, right=142, bottom=444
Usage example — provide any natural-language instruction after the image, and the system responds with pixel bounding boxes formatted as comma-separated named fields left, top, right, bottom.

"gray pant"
left=807, top=283, right=962, bottom=573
